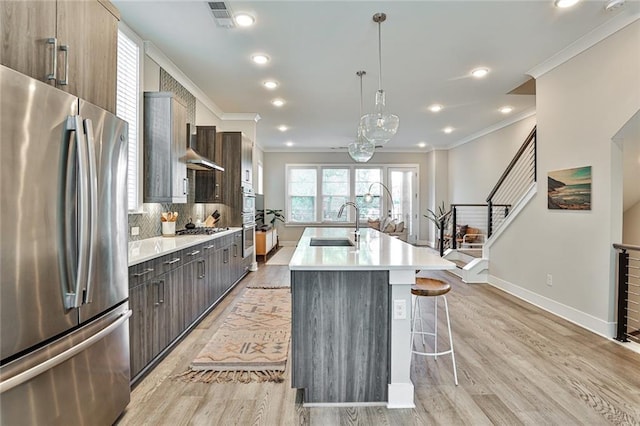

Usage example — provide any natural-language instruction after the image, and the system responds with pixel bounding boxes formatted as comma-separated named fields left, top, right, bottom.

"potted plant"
left=265, top=209, right=285, bottom=227
left=423, top=202, right=447, bottom=248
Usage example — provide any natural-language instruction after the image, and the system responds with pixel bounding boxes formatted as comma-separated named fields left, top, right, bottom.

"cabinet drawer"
left=157, top=252, right=185, bottom=274
left=182, top=245, right=204, bottom=262
left=128, top=259, right=160, bottom=287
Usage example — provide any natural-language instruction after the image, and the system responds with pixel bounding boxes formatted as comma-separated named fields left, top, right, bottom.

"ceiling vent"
left=208, top=2, right=235, bottom=28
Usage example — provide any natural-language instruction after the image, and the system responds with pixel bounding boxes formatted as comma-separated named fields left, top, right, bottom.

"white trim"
left=447, top=108, right=536, bottom=150
left=488, top=275, right=616, bottom=338
left=303, top=402, right=387, bottom=408
left=222, top=112, right=261, bottom=122
left=528, top=12, right=640, bottom=79
left=387, top=383, right=416, bottom=409
left=484, top=182, right=537, bottom=253
left=263, top=147, right=435, bottom=153
left=143, top=41, right=260, bottom=123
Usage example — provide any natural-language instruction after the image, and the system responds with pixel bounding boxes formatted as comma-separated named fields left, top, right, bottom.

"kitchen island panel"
left=291, top=270, right=389, bottom=404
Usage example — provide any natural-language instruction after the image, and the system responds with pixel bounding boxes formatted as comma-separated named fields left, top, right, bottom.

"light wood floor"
left=116, top=261, right=640, bottom=425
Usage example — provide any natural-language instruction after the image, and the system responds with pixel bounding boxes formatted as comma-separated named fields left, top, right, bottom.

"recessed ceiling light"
left=251, top=54, right=269, bottom=65
left=443, top=127, right=454, bottom=134
left=500, top=106, right=514, bottom=114
left=263, top=80, right=278, bottom=90
left=554, top=0, right=581, bottom=8
left=278, top=125, right=288, bottom=132
left=418, top=142, right=427, bottom=148
left=234, top=13, right=255, bottom=27
left=285, top=141, right=294, bottom=147
left=271, top=99, right=285, bottom=107
left=471, top=68, right=489, bottom=78
left=429, top=104, right=443, bottom=113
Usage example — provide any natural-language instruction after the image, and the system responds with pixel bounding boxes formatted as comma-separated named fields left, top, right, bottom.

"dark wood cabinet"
left=0, top=0, right=119, bottom=113
left=194, top=126, right=223, bottom=203
left=128, top=233, right=248, bottom=383
left=143, top=92, right=188, bottom=203
left=218, top=132, right=254, bottom=226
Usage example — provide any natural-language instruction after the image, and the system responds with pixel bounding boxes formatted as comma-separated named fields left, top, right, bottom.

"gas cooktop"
left=175, top=227, right=230, bottom=236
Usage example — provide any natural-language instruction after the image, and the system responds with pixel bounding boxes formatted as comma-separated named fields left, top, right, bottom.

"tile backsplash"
left=128, top=201, right=229, bottom=241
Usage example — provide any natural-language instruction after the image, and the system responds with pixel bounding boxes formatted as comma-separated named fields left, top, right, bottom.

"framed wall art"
left=548, top=166, right=592, bottom=210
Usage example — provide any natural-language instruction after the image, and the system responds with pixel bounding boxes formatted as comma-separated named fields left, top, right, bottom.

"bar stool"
left=410, top=277, right=458, bottom=385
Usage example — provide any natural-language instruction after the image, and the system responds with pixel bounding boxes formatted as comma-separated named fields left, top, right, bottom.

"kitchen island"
left=289, top=227, right=455, bottom=408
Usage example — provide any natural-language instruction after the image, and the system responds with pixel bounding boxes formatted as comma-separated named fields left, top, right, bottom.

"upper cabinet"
left=241, top=135, right=253, bottom=186
left=0, top=0, right=119, bottom=113
left=212, top=132, right=253, bottom=225
left=144, top=92, right=188, bottom=204
left=194, top=126, right=223, bottom=203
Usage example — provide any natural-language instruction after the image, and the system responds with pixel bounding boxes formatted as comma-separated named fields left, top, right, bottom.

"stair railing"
left=486, top=126, right=537, bottom=237
left=614, top=243, right=640, bottom=343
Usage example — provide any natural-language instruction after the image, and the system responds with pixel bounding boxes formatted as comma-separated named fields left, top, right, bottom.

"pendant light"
left=348, top=70, right=375, bottom=163
left=360, top=13, right=399, bottom=145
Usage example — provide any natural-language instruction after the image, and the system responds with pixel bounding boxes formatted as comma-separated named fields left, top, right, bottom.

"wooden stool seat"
left=411, top=278, right=451, bottom=297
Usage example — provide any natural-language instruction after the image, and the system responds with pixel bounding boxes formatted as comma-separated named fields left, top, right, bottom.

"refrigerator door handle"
left=82, top=119, right=98, bottom=305
left=0, top=310, right=132, bottom=394
left=62, top=115, right=90, bottom=309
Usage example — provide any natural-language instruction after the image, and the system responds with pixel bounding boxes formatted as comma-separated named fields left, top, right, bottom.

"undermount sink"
left=309, top=238, right=354, bottom=247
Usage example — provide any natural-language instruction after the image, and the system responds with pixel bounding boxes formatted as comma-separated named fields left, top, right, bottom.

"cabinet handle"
left=245, top=170, right=250, bottom=182
left=58, top=45, right=69, bottom=86
left=224, top=248, right=229, bottom=264
left=133, top=268, right=154, bottom=277
left=46, top=38, right=57, bottom=81
left=198, top=260, right=206, bottom=279
left=203, top=244, right=215, bottom=250
left=187, top=250, right=200, bottom=256
left=164, top=257, right=181, bottom=265
left=233, top=244, right=238, bottom=257
left=154, top=280, right=164, bottom=306
left=183, top=178, right=189, bottom=195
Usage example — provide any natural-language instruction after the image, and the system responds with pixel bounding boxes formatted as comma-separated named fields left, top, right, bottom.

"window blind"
left=116, top=30, right=140, bottom=211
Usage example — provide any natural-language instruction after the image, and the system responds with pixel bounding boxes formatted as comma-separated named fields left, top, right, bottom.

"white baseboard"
left=387, top=383, right=415, bottom=409
left=488, top=275, right=616, bottom=338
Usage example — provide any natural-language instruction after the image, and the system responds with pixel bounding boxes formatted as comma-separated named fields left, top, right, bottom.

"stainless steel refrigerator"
left=0, top=65, right=131, bottom=424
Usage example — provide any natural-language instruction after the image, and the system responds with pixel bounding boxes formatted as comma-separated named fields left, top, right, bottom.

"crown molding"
left=222, top=113, right=261, bottom=122
left=528, top=11, right=640, bottom=79
left=446, top=108, right=537, bottom=150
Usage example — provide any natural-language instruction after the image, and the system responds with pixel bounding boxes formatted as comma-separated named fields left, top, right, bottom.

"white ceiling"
left=114, top=0, right=639, bottom=152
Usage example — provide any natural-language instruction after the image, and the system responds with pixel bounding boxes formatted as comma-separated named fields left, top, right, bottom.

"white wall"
left=263, top=150, right=430, bottom=243
left=448, top=115, right=537, bottom=204
left=624, top=201, right=640, bottom=245
left=487, top=21, right=640, bottom=336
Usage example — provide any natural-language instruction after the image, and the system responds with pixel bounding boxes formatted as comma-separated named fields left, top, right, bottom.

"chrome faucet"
left=338, top=202, right=360, bottom=242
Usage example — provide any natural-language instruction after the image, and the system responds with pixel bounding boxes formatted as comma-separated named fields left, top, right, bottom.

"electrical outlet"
left=393, top=299, right=407, bottom=320
left=131, top=226, right=140, bottom=236
left=546, top=274, right=553, bottom=287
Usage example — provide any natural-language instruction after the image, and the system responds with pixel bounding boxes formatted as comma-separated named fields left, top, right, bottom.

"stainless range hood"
left=186, top=124, right=224, bottom=172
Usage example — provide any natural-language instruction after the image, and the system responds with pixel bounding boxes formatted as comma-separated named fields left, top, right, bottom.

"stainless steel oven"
left=242, top=185, right=255, bottom=214
left=242, top=217, right=255, bottom=258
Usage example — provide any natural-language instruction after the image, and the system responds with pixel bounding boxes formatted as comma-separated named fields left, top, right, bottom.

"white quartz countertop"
left=128, top=228, right=240, bottom=266
left=289, top=227, right=456, bottom=271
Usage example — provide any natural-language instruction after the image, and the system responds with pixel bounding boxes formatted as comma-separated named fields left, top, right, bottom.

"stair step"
left=452, top=259, right=468, bottom=269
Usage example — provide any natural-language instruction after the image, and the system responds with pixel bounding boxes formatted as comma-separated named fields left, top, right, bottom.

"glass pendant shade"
left=348, top=135, right=375, bottom=163
left=360, top=90, right=399, bottom=145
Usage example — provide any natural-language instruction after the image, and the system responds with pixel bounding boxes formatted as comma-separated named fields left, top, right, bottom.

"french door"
left=388, top=167, right=418, bottom=244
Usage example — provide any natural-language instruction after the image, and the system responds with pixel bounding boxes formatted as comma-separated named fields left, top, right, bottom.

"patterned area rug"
left=266, top=246, right=296, bottom=265
left=176, top=288, right=291, bottom=383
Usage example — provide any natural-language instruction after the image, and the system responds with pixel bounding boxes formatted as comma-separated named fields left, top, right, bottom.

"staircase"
left=436, top=126, right=537, bottom=283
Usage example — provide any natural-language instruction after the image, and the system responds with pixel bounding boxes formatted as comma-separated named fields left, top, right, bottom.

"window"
left=355, top=168, right=382, bottom=218
left=288, top=167, right=317, bottom=222
left=116, top=28, right=141, bottom=211
left=286, top=165, right=383, bottom=223
left=322, top=168, right=350, bottom=221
